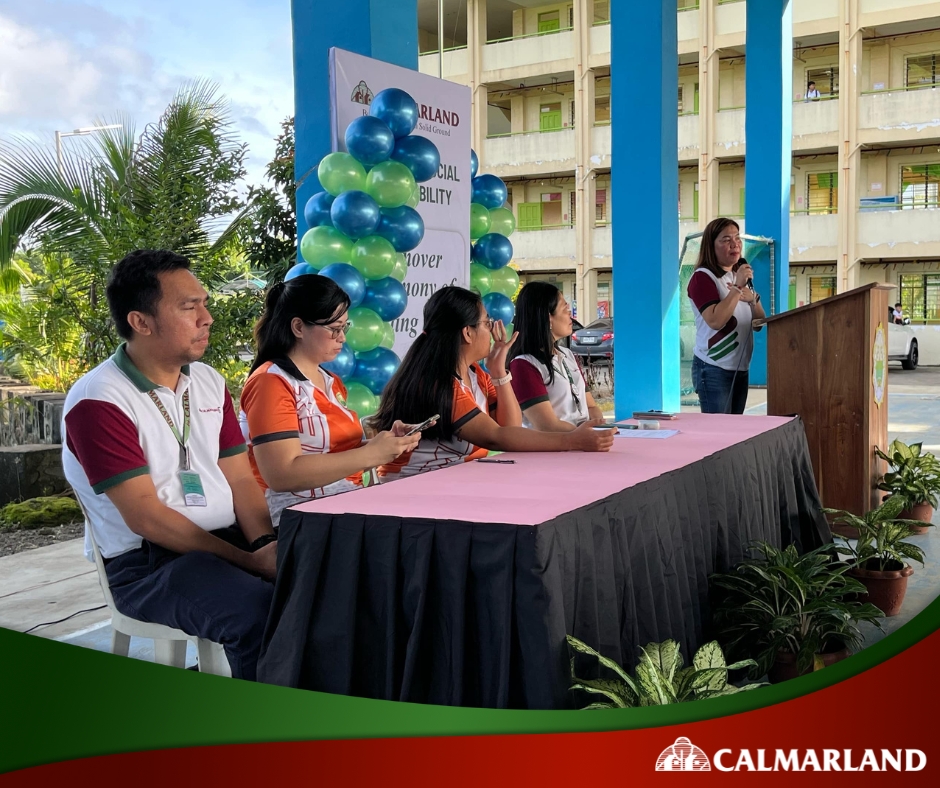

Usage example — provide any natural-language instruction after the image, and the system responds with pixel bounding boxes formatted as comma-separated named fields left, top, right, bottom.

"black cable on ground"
left=22, top=605, right=107, bottom=635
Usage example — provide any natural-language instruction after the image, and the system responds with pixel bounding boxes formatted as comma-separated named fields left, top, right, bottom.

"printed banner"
left=329, top=48, right=471, bottom=357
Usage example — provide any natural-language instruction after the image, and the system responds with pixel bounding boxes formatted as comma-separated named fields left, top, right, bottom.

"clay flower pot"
left=769, top=645, right=851, bottom=684
left=899, top=502, right=935, bottom=534
left=848, top=561, right=914, bottom=617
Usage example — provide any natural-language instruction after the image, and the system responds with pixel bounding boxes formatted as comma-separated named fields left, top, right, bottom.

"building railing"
left=418, top=44, right=468, bottom=55
left=486, top=26, right=573, bottom=45
left=592, top=19, right=610, bottom=27
left=860, top=83, right=940, bottom=96
left=718, top=105, right=745, bottom=111
left=678, top=2, right=700, bottom=11
left=486, top=126, right=575, bottom=139
left=678, top=111, right=700, bottom=117
left=790, top=208, right=839, bottom=215
left=794, top=93, right=839, bottom=103
left=516, top=223, right=574, bottom=232
left=716, top=0, right=745, bottom=5
left=593, top=119, right=612, bottom=127
left=595, top=220, right=612, bottom=227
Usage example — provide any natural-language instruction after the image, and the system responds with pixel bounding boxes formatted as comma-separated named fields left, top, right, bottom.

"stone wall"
left=0, top=445, right=68, bottom=506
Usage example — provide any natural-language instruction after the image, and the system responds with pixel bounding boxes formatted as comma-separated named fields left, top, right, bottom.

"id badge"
left=179, top=470, right=207, bottom=507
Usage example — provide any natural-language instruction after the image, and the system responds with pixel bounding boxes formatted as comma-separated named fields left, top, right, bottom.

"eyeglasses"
left=476, top=318, right=495, bottom=331
left=717, top=235, right=742, bottom=246
left=315, top=322, right=351, bottom=339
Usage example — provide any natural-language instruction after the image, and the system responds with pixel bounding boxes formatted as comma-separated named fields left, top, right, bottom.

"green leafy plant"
left=827, top=495, right=927, bottom=572
left=0, top=496, right=81, bottom=530
left=876, top=439, right=940, bottom=509
left=566, top=636, right=764, bottom=709
left=711, top=542, right=883, bottom=678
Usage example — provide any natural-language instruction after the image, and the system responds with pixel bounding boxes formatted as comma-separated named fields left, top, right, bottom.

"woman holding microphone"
left=687, top=218, right=766, bottom=414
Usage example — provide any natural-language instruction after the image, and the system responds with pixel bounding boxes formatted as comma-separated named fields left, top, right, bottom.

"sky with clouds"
left=0, top=0, right=295, bottom=185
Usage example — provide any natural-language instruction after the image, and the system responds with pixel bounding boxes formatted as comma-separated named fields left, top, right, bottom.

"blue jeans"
left=105, top=526, right=273, bottom=681
left=691, top=356, right=749, bottom=414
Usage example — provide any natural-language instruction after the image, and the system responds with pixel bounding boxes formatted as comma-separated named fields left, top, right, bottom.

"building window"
left=596, top=189, right=607, bottom=224
left=809, top=276, right=836, bottom=303
left=538, top=10, right=561, bottom=33
left=541, top=191, right=563, bottom=227
left=807, top=173, right=838, bottom=215
left=906, top=54, right=940, bottom=88
left=901, top=164, right=940, bottom=209
left=806, top=66, right=839, bottom=97
left=570, top=191, right=577, bottom=224
left=595, top=95, right=610, bottom=124
left=597, top=281, right=611, bottom=319
left=900, top=273, right=940, bottom=323
left=678, top=85, right=684, bottom=114
left=593, top=1, right=610, bottom=24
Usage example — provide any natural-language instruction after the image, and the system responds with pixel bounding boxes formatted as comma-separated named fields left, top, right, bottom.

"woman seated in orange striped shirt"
left=239, top=275, right=419, bottom=525
left=371, top=286, right=614, bottom=482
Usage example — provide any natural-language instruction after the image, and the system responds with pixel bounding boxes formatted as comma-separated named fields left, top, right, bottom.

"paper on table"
left=613, top=429, right=680, bottom=440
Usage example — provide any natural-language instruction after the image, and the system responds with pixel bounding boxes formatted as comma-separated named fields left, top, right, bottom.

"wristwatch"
left=492, top=372, right=513, bottom=386
left=251, top=533, right=278, bottom=551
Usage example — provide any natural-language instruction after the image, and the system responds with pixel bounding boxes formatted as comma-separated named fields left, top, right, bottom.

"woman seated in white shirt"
left=507, top=282, right=605, bottom=431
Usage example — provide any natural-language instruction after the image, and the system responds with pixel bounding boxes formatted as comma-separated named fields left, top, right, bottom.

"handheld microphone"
left=733, top=257, right=754, bottom=290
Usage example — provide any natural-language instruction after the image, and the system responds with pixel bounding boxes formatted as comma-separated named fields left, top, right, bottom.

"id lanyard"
left=554, top=353, right=584, bottom=416
left=147, top=388, right=206, bottom=507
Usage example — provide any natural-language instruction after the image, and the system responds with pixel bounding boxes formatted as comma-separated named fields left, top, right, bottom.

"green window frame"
left=807, top=172, right=839, bottom=215
left=901, top=164, right=940, bottom=209
left=900, top=273, right=940, bottom=323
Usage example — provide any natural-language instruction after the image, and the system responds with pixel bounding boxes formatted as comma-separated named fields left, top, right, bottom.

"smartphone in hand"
left=404, top=414, right=440, bottom=436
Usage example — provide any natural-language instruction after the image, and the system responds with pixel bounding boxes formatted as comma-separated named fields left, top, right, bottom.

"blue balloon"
left=470, top=149, right=479, bottom=179
left=318, top=263, right=366, bottom=309
left=362, top=276, right=408, bottom=321
left=369, top=88, right=418, bottom=139
left=390, top=135, right=440, bottom=183
left=345, top=115, right=395, bottom=167
left=471, top=233, right=513, bottom=270
left=303, top=191, right=334, bottom=229
left=482, top=292, right=515, bottom=326
left=376, top=205, right=425, bottom=252
left=471, top=174, right=508, bottom=211
left=330, top=190, right=381, bottom=241
left=352, top=347, right=401, bottom=395
left=322, top=344, right=356, bottom=380
left=285, top=262, right=316, bottom=281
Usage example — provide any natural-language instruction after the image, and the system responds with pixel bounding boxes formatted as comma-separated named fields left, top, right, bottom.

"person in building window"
left=892, top=302, right=905, bottom=325
left=507, top=281, right=604, bottom=430
left=239, top=274, right=419, bottom=526
left=371, top=286, right=614, bottom=481
left=687, top=218, right=766, bottom=414
left=804, top=81, right=821, bottom=101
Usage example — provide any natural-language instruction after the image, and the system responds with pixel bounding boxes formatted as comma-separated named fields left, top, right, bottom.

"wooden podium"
left=759, top=283, right=893, bottom=515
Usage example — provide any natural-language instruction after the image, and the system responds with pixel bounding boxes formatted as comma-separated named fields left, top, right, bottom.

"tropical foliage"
left=0, top=81, right=272, bottom=392
left=827, top=495, right=928, bottom=572
left=710, top=542, right=883, bottom=678
left=876, top=439, right=940, bottom=509
left=566, top=635, right=763, bottom=709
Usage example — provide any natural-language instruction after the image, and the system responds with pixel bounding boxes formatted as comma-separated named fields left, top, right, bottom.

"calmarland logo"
left=351, top=80, right=374, bottom=105
left=656, top=738, right=711, bottom=771
left=655, top=738, right=927, bottom=772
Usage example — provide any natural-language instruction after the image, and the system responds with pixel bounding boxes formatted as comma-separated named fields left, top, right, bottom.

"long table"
left=257, top=414, right=830, bottom=709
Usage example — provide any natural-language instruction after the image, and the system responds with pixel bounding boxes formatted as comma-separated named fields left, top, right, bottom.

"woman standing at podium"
left=687, top=218, right=766, bottom=414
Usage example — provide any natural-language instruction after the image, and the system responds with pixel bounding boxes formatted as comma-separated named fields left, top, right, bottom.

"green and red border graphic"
left=3, top=593, right=940, bottom=785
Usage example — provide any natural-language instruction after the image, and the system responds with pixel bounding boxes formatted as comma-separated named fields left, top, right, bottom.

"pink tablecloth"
left=289, top=413, right=794, bottom=526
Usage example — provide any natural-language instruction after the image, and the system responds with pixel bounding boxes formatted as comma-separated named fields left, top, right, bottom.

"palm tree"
left=0, top=79, right=252, bottom=377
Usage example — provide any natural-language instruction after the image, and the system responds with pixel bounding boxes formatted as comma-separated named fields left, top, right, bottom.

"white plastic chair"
left=79, top=502, right=232, bottom=677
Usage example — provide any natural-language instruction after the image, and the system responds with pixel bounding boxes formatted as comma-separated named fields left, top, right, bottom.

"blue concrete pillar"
left=745, top=0, right=792, bottom=385
left=292, top=0, right=418, bottom=246
left=610, top=0, right=679, bottom=417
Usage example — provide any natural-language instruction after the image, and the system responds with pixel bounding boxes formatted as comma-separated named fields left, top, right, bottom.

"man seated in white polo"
left=62, top=249, right=277, bottom=681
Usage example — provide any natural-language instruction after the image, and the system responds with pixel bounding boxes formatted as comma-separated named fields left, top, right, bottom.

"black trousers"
left=104, top=526, right=274, bottom=681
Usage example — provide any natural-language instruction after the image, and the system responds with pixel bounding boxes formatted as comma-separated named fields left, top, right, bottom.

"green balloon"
left=344, top=381, right=378, bottom=417
left=490, top=265, right=520, bottom=298
left=300, top=226, right=354, bottom=269
left=389, top=252, right=408, bottom=282
left=346, top=307, right=385, bottom=352
left=406, top=184, right=420, bottom=208
left=488, top=207, right=516, bottom=237
left=366, top=160, right=417, bottom=208
left=470, top=203, right=491, bottom=241
left=318, top=152, right=367, bottom=196
left=380, top=321, right=395, bottom=348
left=352, top=235, right=397, bottom=280
left=470, top=262, right=492, bottom=296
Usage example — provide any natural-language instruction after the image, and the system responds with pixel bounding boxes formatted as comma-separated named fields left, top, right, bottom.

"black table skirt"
left=258, top=417, right=830, bottom=709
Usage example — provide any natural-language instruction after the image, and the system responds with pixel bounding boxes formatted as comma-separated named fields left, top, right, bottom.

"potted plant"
left=710, top=542, right=883, bottom=684
left=828, top=497, right=927, bottom=617
left=876, top=439, right=940, bottom=533
left=566, top=636, right=764, bottom=709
